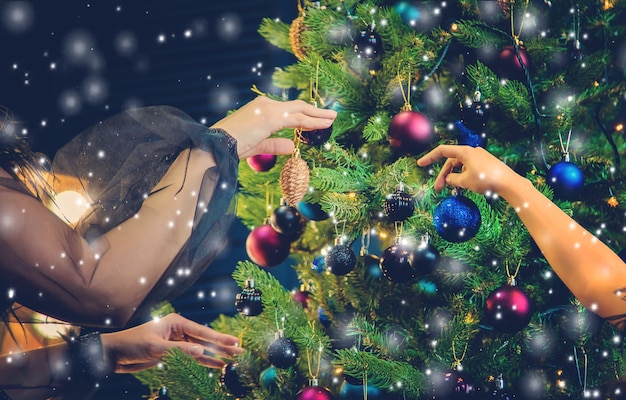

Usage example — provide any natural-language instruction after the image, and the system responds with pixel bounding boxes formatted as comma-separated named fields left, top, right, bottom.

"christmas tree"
left=135, top=0, right=626, bottom=398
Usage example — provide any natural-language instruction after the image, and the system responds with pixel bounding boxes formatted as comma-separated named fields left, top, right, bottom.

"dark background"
left=1, top=0, right=301, bottom=397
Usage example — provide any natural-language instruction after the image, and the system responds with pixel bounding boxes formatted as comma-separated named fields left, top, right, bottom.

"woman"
left=0, top=96, right=336, bottom=327
left=0, top=96, right=336, bottom=398
left=418, top=145, right=626, bottom=329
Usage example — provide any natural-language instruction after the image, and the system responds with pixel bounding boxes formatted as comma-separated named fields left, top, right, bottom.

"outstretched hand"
left=101, top=313, right=243, bottom=373
left=417, top=145, right=518, bottom=195
left=211, top=96, right=337, bottom=159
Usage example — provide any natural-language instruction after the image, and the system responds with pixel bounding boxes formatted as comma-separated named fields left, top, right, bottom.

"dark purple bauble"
left=246, top=225, right=291, bottom=268
left=339, top=380, right=385, bottom=400
left=497, top=45, right=531, bottom=80
left=431, top=370, right=477, bottom=399
left=353, top=28, right=382, bottom=62
left=300, top=126, right=332, bottom=146
left=379, top=243, right=416, bottom=283
left=220, top=362, right=251, bottom=398
left=271, top=205, right=303, bottom=236
left=383, top=189, right=415, bottom=222
left=155, top=386, right=172, bottom=400
left=460, top=100, right=490, bottom=132
left=433, top=194, right=481, bottom=243
left=388, top=110, right=435, bottom=155
left=484, top=285, right=533, bottom=333
left=247, top=153, right=277, bottom=172
left=409, top=242, right=440, bottom=275
left=547, top=160, right=584, bottom=201
left=267, top=336, right=299, bottom=369
left=296, top=385, right=336, bottom=400
left=325, top=244, right=357, bottom=276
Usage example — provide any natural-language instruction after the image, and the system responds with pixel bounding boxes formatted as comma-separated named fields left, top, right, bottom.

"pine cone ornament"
left=289, top=8, right=307, bottom=60
left=280, top=150, right=310, bottom=207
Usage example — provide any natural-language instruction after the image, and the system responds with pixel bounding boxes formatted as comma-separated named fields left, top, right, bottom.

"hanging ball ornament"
left=431, top=369, right=477, bottom=399
left=298, top=201, right=330, bottom=221
left=271, top=201, right=304, bottom=236
left=325, top=240, right=357, bottom=276
left=410, top=237, right=440, bottom=275
left=300, top=126, right=333, bottom=146
left=547, top=154, right=584, bottom=201
left=455, top=120, right=487, bottom=148
left=235, top=279, right=263, bottom=317
left=246, top=224, right=291, bottom=268
left=339, top=380, right=386, bottom=400
left=220, top=362, right=251, bottom=398
left=155, top=386, right=172, bottom=400
left=259, top=366, right=279, bottom=390
left=268, top=331, right=299, bottom=369
left=280, top=148, right=310, bottom=207
left=247, top=154, right=277, bottom=172
left=484, top=283, right=533, bottom=333
left=383, top=183, right=415, bottom=222
left=296, top=380, right=336, bottom=400
left=460, top=92, right=490, bottom=132
left=353, top=26, right=382, bottom=67
left=497, top=44, right=531, bottom=80
left=433, top=192, right=481, bottom=243
left=379, top=241, right=416, bottom=283
left=388, top=110, right=435, bottom=155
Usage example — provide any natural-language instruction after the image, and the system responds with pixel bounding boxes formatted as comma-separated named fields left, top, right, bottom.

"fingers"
left=434, top=158, right=460, bottom=191
left=241, top=137, right=295, bottom=159
left=417, top=145, right=467, bottom=167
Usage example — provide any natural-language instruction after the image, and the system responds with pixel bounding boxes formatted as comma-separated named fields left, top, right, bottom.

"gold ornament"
left=289, top=1, right=307, bottom=60
left=280, top=149, right=310, bottom=206
left=608, top=196, right=619, bottom=208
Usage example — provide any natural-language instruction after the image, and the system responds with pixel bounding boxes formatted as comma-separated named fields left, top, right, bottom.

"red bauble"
left=497, top=45, right=531, bottom=80
left=484, top=285, right=533, bottom=333
left=247, top=154, right=277, bottom=172
left=245, top=225, right=291, bottom=267
left=387, top=110, right=434, bottom=155
left=295, top=385, right=336, bottom=400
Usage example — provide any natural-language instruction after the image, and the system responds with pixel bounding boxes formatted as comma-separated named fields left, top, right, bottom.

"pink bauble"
left=484, top=285, right=533, bottom=333
left=295, top=385, right=335, bottom=400
left=387, top=110, right=434, bottom=155
left=245, top=225, right=291, bottom=267
left=247, top=154, right=277, bottom=172
left=497, top=45, right=531, bottom=79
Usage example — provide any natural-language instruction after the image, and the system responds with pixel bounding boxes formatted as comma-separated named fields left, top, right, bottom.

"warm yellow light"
left=51, top=190, right=90, bottom=225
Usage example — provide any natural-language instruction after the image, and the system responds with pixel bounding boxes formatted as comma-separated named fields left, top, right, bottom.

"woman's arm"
left=417, top=145, right=626, bottom=327
left=0, top=313, right=242, bottom=400
left=0, top=97, right=336, bottom=326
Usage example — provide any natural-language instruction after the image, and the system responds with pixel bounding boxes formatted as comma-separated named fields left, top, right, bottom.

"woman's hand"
left=211, top=96, right=337, bottom=159
left=417, top=145, right=519, bottom=195
left=101, top=313, right=243, bottom=373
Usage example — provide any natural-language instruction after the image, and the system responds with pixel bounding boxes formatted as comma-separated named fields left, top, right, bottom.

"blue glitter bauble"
left=433, top=195, right=481, bottom=242
left=454, top=120, right=487, bottom=148
left=547, top=160, right=584, bottom=201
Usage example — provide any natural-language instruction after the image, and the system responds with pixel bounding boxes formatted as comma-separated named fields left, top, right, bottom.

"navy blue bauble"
left=271, top=205, right=303, bottom=236
left=379, top=243, right=416, bottom=283
left=547, top=160, right=584, bottom=201
left=268, top=335, right=299, bottom=369
left=460, top=100, right=490, bottom=132
left=300, top=126, right=332, bottom=146
left=325, top=244, right=356, bottom=276
left=354, top=28, right=382, bottom=62
left=433, top=195, right=481, bottom=242
left=383, top=188, right=415, bottom=222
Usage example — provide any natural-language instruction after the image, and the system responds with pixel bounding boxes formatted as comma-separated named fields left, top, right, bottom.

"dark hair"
left=0, top=106, right=52, bottom=200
